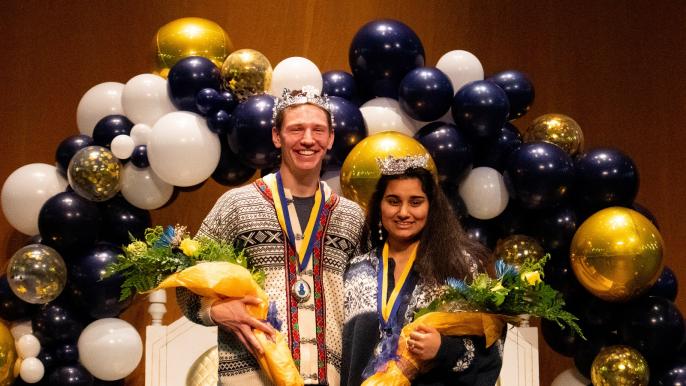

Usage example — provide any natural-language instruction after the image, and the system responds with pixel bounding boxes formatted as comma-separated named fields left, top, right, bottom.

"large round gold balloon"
left=525, top=113, right=584, bottom=156
left=154, top=17, right=233, bottom=78
left=221, top=48, right=273, bottom=101
left=68, top=146, right=122, bottom=202
left=0, top=323, right=17, bottom=385
left=591, top=345, right=649, bottom=386
left=340, top=131, right=436, bottom=211
left=570, top=207, right=663, bottom=302
left=493, top=234, right=545, bottom=267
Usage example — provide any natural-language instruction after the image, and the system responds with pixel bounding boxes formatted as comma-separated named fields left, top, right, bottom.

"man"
left=178, top=87, right=365, bottom=385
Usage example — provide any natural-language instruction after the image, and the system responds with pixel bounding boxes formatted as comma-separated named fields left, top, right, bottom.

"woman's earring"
left=378, top=221, right=384, bottom=241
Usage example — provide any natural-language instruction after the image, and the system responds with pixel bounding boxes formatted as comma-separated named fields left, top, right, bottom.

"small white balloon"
left=78, top=318, right=143, bottom=381
left=10, top=320, right=33, bottom=341
left=130, top=123, right=152, bottom=146
left=111, top=135, right=135, bottom=159
left=148, top=111, right=220, bottom=187
left=16, top=334, right=41, bottom=358
left=360, top=97, right=417, bottom=136
left=1, top=163, right=68, bottom=235
left=121, top=163, right=174, bottom=210
left=435, top=50, right=484, bottom=93
left=270, top=57, right=323, bottom=95
left=122, top=74, right=176, bottom=126
left=458, top=167, right=509, bottom=220
left=76, top=82, right=125, bottom=136
left=19, top=357, right=45, bottom=384
left=551, top=367, right=590, bottom=386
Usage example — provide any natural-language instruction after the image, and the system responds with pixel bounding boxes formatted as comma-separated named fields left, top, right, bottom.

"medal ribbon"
left=270, top=171, right=325, bottom=272
left=377, top=242, right=419, bottom=329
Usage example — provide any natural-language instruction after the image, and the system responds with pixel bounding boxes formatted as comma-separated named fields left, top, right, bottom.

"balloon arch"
left=0, top=16, right=683, bottom=386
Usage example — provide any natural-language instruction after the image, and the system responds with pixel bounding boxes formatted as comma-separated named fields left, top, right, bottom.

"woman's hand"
left=210, top=296, right=276, bottom=356
left=407, top=324, right=441, bottom=361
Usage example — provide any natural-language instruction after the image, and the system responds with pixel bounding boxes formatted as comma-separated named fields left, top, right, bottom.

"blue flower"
left=446, top=277, right=468, bottom=292
left=155, top=225, right=176, bottom=248
left=495, top=260, right=518, bottom=280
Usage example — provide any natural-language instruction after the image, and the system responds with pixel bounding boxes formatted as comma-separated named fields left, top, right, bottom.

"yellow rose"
left=521, top=271, right=542, bottom=286
left=180, top=238, right=201, bottom=257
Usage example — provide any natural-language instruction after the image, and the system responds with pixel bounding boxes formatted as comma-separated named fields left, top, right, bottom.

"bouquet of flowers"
left=107, top=225, right=304, bottom=386
left=362, top=255, right=584, bottom=386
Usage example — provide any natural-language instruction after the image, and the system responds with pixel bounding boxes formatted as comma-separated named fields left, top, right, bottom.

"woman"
left=341, top=161, right=504, bottom=386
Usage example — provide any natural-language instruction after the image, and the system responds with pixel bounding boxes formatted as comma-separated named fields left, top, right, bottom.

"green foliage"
left=106, top=225, right=264, bottom=301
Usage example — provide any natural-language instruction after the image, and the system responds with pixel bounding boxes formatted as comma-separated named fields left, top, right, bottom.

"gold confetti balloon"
left=570, top=207, right=663, bottom=302
left=221, top=48, right=273, bottom=101
left=68, top=146, right=122, bottom=202
left=340, top=131, right=436, bottom=211
left=524, top=113, right=584, bottom=156
left=591, top=345, right=649, bottom=386
left=0, top=323, right=16, bottom=386
left=7, top=244, right=67, bottom=304
left=154, top=17, right=233, bottom=78
left=493, top=234, right=545, bottom=267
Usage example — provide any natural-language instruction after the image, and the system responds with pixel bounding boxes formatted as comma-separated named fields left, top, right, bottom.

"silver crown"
left=272, top=86, right=334, bottom=126
left=376, top=154, right=430, bottom=175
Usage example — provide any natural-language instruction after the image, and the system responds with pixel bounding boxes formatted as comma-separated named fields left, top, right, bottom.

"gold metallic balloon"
left=493, top=234, right=545, bottom=267
left=525, top=113, right=584, bottom=156
left=570, top=207, right=663, bottom=302
left=0, top=323, right=17, bottom=385
left=340, top=131, right=436, bottom=211
left=591, top=345, right=649, bottom=386
left=68, top=146, right=122, bottom=202
left=154, top=17, right=233, bottom=78
left=221, top=48, right=273, bottom=101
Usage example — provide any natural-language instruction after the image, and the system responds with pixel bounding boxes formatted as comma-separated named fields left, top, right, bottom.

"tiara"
left=376, top=154, right=430, bottom=175
left=272, top=86, right=334, bottom=126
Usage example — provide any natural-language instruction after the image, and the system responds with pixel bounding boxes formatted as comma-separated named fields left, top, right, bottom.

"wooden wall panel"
left=1, top=1, right=684, bottom=385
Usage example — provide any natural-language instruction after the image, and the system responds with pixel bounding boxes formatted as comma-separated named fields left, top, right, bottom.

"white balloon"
left=435, top=50, right=484, bottom=93
left=130, top=123, right=152, bottom=146
left=19, top=357, right=44, bottom=383
left=16, top=334, right=41, bottom=358
left=1, top=163, right=68, bottom=235
left=551, top=367, right=591, bottom=386
left=10, top=320, right=33, bottom=340
left=76, top=82, right=125, bottom=136
left=458, top=167, right=509, bottom=220
left=322, top=168, right=342, bottom=196
left=122, top=74, right=176, bottom=126
left=360, top=97, right=417, bottom=136
left=78, top=318, right=143, bottom=381
left=111, top=135, right=135, bottom=159
left=121, top=163, right=174, bottom=210
left=148, top=111, right=221, bottom=187
left=269, top=57, right=323, bottom=95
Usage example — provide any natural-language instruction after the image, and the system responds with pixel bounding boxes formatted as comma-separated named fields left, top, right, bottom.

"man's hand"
left=210, top=296, right=276, bottom=356
left=407, top=324, right=442, bottom=361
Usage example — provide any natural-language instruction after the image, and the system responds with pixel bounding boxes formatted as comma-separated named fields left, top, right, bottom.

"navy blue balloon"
left=207, top=109, right=232, bottom=135
left=492, top=201, right=534, bottom=236
left=646, top=266, right=678, bottom=301
left=197, top=88, right=237, bottom=117
left=574, top=332, right=619, bottom=378
left=47, top=364, right=94, bottom=386
left=212, top=134, right=256, bottom=186
left=488, top=70, right=535, bottom=119
left=38, top=347, right=57, bottom=371
left=228, top=95, right=279, bottom=169
left=656, top=363, right=686, bottom=385
left=460, top=217, right=500, bottom=249
left=574, top=147, right=639, bottom=209
left=32, top=303, right=84, bottom=346
left=619, top=296, right=685, bottom=363
left=349, top=19, right=425, bottom=98
left=54, top=343, right=79, bottom=365
left=504, top=141, right=575, bottom=209
left=398, top=67, right=454, bottom=121
left=414, top=122, right=472, bottom=184
left=532, top=205, right=578, bottom=253
left=541, top=318, right=583, bottom=357
left=544, top=253, right=589, bottom=308
left=56, top=135, right=94, bottom=174
left=130, top=145, right=149, bottom=168
left=328, top=96, right=367, bottom=165
left=92, top=115, right=133, bottom=149
left=322, top=71, right=358, bottom=102
left=99, top=196, right=151, bottom=245
left=452, top=80, right=510, bottom=141
left=473, top=122, right=523, bottom=172
left=38, top=191, right=100, bottom=253
left=631, top=202, right=660, bottom=229
left=0, top=275, right=34, bottom=321
left=68, top=242, right=132, bottom=319
left=168, top=56, right=221, bottom=113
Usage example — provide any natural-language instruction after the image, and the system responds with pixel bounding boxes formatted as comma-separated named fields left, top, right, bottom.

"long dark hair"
left=362, top=167, right=489, bottom=281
